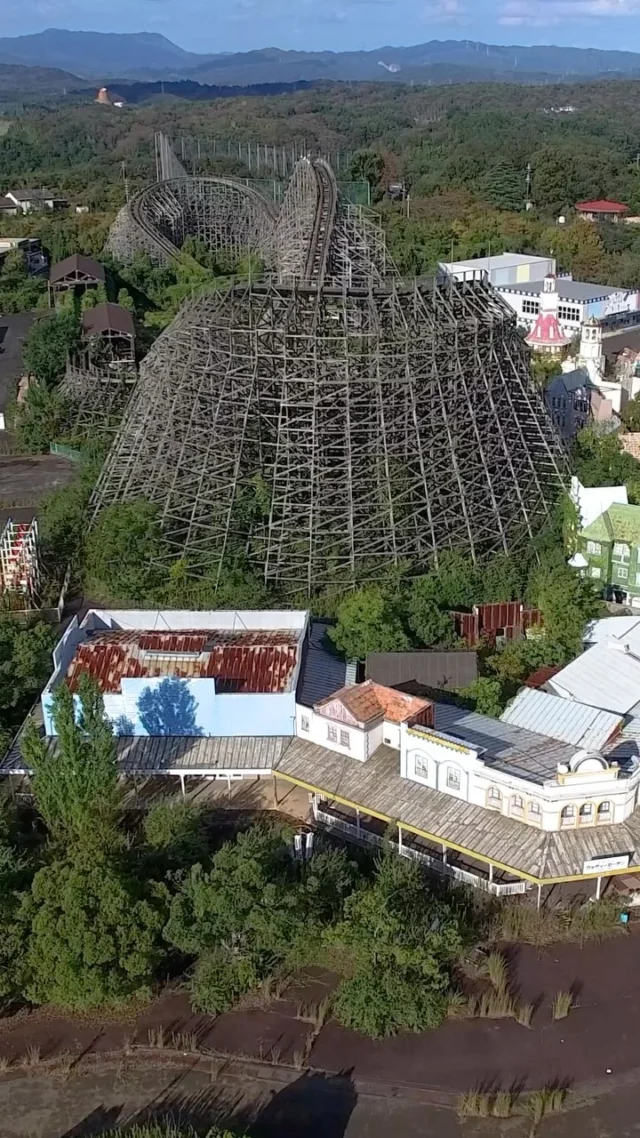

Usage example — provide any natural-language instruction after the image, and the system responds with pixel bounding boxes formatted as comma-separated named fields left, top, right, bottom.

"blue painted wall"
left=44, top=675, right=296, bottom=738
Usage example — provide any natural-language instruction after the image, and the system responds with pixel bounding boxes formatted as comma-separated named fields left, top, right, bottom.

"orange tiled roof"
left=315, top=680, right=431, bottom=725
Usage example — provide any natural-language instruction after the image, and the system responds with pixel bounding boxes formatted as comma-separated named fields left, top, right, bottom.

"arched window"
left=579, top=803, right=593, bottom=825
left=487, top=787, right=502, bottom=809
left=560, top=805, right=575, bottom=827
left=597, top=801, right=612, bottom=823
left=446, top=767, right=461, bottom=792
left=510, top=795, right=524, bottom=816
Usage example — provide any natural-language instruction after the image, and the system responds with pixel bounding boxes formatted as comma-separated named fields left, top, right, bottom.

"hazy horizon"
left=4, top=1, right=640, bottom=57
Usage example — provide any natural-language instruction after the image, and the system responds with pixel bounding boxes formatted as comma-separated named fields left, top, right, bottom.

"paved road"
left=2, top=1063, right=640, bottom=1138
left=0, top=312, right=34, bottom=413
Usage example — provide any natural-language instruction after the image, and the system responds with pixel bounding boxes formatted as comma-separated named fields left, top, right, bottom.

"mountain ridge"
left=3, top=30, right=640, bottom=85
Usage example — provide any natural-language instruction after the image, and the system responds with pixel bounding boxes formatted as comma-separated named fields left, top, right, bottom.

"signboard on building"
left=582, top=854, right=630, bottom=874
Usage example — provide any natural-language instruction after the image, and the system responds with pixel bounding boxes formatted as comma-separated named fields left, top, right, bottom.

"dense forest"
left=3, top=78, right=640, bottom=285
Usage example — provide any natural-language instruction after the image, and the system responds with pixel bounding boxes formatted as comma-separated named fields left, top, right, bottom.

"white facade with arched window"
left=400, top=720, right=640, bottom=833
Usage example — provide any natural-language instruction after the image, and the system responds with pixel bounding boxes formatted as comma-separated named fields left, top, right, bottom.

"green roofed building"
left=579, top=503, right=640, bottom=603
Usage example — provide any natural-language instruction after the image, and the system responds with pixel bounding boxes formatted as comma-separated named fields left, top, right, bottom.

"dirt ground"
left=0, top=455, right=76, bottom=510
left=4, top=1059, right=640, bottom=1138
left=1, top=927, right=639, bottom=1096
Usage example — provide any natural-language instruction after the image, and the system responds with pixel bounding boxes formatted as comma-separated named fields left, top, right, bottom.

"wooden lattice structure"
left=90, top=278, right=568, bottom=594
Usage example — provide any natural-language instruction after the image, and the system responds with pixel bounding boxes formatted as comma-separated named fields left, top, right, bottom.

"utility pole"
left=525, top=162, right=532, bottom=210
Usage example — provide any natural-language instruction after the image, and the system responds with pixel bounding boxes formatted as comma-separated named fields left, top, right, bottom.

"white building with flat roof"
left=439, top=252, right=555, bottom=287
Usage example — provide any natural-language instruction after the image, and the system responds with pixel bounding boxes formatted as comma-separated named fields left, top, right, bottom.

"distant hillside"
left=0, top=62, right=87, bottom=98
left=185, top=41, right=640, bottom=86
left=0, top=29, right=215, bottom=79
left=3, top=31, right=640, bottom=86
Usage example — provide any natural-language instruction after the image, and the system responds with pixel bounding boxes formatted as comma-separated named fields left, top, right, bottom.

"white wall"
left=295, top=705, right=396, bottom=761
left=400, top=722, right=640, bottom=831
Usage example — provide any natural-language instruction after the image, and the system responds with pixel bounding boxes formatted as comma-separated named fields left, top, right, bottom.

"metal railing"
left=313, top=803, right=527, bottom=897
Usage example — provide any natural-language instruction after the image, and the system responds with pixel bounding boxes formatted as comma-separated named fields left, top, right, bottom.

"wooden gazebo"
left=49, top=254, right=105, bottom=302
left=82, top=302, right=135, bottom=363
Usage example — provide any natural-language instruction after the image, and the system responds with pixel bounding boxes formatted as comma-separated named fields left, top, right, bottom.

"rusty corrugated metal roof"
left=66, top=630, right=300, bottom=694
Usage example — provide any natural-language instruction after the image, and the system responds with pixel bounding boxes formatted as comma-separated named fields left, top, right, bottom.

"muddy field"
left=0, top=927, right=638, bottom=1096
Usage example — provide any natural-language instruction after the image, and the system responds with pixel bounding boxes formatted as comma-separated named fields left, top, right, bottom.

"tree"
left=407, top=582, right=456, bottom=648
left=165, top=827, right=358, bottom=1014
left=480, top=160, right=523, bottom=211
left=164, top=826, right=301, bottom=961
left=15, top=381, right=71, bottom=453
left=531, top=560, right=603, bottom=661
left=571, top=425, right=640, bottom=502
left=349, top=149, right=385, bottom=191
left=23, top=310, right=81, bottom=386
left=86, top=500, right=169, bottom=603
left=22, top=674, right=122, bottom=853
left=0, top=808, right=30, bottom=1002
left=460, top=676, right=504, bottom=718
left=116, top=286, right=135, bottom=312
left=329, top=586, right=409, bottom=661
left=0, top=617, right=56, bottom=740
left=480, top=553, right=526, bottom=603
left=411, top=552, right=481, bottom=613
left=19, top=853, right=167, bottom=1010
left=621, top=394, right=640, bottom=433
left=331, top=850, right=462, bottom=1038
left=143, top=801, right=209, bottom=873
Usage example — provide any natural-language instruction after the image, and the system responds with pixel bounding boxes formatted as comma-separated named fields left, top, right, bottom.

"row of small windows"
left=560, top=802, right=612, bottom=825
left=587, top=541, right=636, bottom=559
left=558, top=305, right=581, bottom=322
left=299, top=716, right=351, bottom=750
left=522, top=299, right=540, bottom=315
left=487, top=787, right=612, bottom=824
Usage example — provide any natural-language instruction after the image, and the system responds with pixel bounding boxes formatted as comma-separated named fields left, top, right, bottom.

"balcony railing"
left=312, top=801, right=527, bottom=897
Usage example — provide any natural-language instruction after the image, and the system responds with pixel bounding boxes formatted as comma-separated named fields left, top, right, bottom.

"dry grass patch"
left=551, top=990, right=574, bottom=1020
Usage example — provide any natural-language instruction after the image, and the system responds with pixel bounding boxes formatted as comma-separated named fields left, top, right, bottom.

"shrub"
left=333, top=962, right=448, bottom=1038
left=190, top=947, right=261, bottom=1016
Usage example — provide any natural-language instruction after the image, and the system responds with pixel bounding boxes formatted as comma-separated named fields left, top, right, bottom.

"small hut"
left=82, top=302, right=135, bottom=363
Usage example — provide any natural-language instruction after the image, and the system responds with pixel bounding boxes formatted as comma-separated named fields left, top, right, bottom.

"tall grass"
left=480, top=951, right=509, bottom=992
left=496, top=897, right=624, bottom=947
left=551, top=991, right=574, bottom=1020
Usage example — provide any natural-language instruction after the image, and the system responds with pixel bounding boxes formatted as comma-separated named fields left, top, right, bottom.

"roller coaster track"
left=304, top=159, right=339, bottom=287
left=108, top=175, right=279, bottom=268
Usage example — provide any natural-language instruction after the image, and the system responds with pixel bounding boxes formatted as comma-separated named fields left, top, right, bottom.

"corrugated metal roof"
left=501, top=687, right=622, bottom=751
left=2, top=732, right=290, bottom=775
left=296, top=621, right=348, bottom=708
left=584, top=614, right=640, bottom=646
left=366, top=650, right=477, bottom=692
left=432, top=703, right=576, bottom=783
left=66, top=630, right=300, bottom=694
left=548, top=641, right=640, bottom=715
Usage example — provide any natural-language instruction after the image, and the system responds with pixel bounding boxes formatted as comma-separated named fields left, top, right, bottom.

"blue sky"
left=4, top=0, right=640, bottom=54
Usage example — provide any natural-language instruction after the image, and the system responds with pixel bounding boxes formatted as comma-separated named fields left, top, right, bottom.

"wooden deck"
left=275, top=739, right=640, bottom=884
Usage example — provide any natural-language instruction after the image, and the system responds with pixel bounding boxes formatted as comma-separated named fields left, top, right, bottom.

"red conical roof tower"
left=525, top=275, right=572, bottom=355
